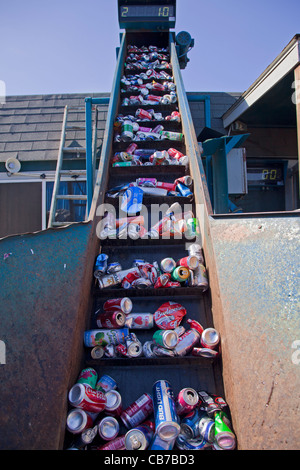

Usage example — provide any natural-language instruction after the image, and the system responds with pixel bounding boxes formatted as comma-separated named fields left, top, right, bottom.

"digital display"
left=247, top=164, right=284, bottom=186
left=120, top=5, right=175, bottom=19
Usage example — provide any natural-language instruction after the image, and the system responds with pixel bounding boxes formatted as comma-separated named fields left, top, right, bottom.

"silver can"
left=142, top=340, right=157, bottom=358
left=105, top=390, right=122, bottom=416
left=188, top=243, right=205, bottom=265
left=160, top=257, right=176, bottom=273
left=201, top=328, right=220, bottom=350
left=66, top=409, right=93, bottom=434
left=126, top=333, right=143, bottom=357
left=153, top=329, right=178, bottom=349
left=191, top=264, right=209, bottom=291
left=91, top=346, right=105, bottom=359
left=173, top=329, right=201, bottom=356
left=98, top=416, right=120, bottom=441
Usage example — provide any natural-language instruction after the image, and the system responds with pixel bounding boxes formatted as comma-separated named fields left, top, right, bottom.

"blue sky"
left=1, top=0, right=299, bottom=96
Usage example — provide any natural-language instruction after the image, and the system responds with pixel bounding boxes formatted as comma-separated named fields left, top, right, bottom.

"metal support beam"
left=295, top=65, right=300, bottom=194
left=85, top=98, right=93, bottom=214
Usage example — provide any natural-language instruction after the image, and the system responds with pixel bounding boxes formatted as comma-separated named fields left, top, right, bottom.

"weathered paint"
left=0, top=222, right=96, bottom=449
left=210, top=215, right=300, bottom=449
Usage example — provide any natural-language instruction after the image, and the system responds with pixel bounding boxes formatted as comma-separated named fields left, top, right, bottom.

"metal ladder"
left=47, top=105, right=97, bottom=228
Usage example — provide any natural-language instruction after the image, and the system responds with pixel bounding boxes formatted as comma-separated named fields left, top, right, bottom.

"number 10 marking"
left=158, top=7, right=170, bottom=17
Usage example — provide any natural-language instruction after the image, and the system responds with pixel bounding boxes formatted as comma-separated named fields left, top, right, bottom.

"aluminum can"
left=149, top=432, right=175, bottom=450
left=68, top=383, right=106, bottom=413
left=126, top=142, right=138, bottom=154
left=173, top=329, right=201, bottom=356
left=94, top=253, right=108, bottom=277
left=98, top=416, right=120, bottom=441
left=191, top=264, right=209, bottom=291
left=105, top=390, right=123, bottom=416
left=186, top=318, right=204, bottom=334
left=120, top=393, right=153, bottom=429
left=126, top=332, right=143, bottom=357
left=152, top=380, right=180, bottom=441
left=107, top=262, right=122, bottom=274
left=97, top=435, right=126, bottom=450
left=188, top=243, right=204, bottom=262
left=153, top=301, right=186, bottom=330
left=103, top=297, right=133, bottom=314
left=214, top=411, right=236, bottom=450
left=152, top=329, right=178, bottom=349
left=160, top=257, right=176, bottom=273
left=73, top=425, right=98, bottom=448
left=122, top=270, right=141, bottom=289
left=76, top=367, right=98, bottom=389
left=142, top=340, right=156, bottom=358
left=180, top=408, right=201, bottom=439
left=116, top=343, right=128, bottom=357
left=176, top=182, right=193, bottom=197
left=154, top=273, right=171, bottom=288
left=125, top=423, right=154, bottom=450
left=153, top=346, right=175, bottom=357
left=192, top=347, right=219, bottom=358
left=66, top=408, right=94, bottom=434
left=125, top=313, right=154, bottom=329
left=177, top=255, right=199, bottom=270
left=104, top=344, right=117, bottom=357
left=165, top=281, right=181, bottom=288
left=201, top=328, right=220, bottom=350
left=197, top=391, right=223, bottom=416
left=198, top=409, right=215, bottom=443
left=176, top=433, right=211, bottom=450
left=176, top=388, right=199, bottom=415
left=98, top=272, right=121, bottom=288
left=171, top=266, right=190, bottom=282
left=96, top=374, right=117, bottom=393
left=136, top=108, right=152, bottom=120
left=174, top=325, right=185, bottom=337
left=95, top=310, right=126, bottom=329
left=84, top=328, right=129, bottom=347
left=90, top=346, right=105, bottom=359
left=121, top=120, right=134, bottom=141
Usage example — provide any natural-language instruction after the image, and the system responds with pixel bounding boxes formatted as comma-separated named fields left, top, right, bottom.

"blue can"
left=180, top=408, right=201, bottom=439
left=176, top=434, right=211, bottom=450
left=94, top=253, right=108, bottom=277
left=95, top=374, right=117, bottom=393
left=176, top=182, right=193, bottom=197
left=149, top=432, right=175, bottom=450
left=152, top=380, right=180, bottom=441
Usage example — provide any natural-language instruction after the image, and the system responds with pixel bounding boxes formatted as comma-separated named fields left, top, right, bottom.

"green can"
left=186, top=218, right=200, bottom=238
left=121, top=120, right=134, bottom=141
left=153, top=330, right=178, bottom=349
left=214, top=411, right=236, bottom=450
left=171, top=266, right=190, bottom=282
left=76, top=367, right=98, bottom=389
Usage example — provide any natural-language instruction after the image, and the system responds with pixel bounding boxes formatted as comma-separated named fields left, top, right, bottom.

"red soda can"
left=152, top=82, right=165, bottom=91
left=147, top=94, right=161, bottom=103
left=201, top=328, right=220, bottom=350
left=66, top=408, right=94, bottom=434
left=116, top=343, right=128, bottom=356
left=154, top=273, right=171, bottom=288
left=187, top=318, right=204, bottom=334
left=122, top=270, right=141, bottom=288
left=120, top=393, right=153, bottom=429
left=174, top=175, right=193, bottom=187
left=136, top=108, right=152, bottom=120
left=103, top=297, right=133, bottom=314
left=176, top=388, right=199, bottom=415
left=68, top=383, right=107, bottom=413
left=156, top=181, right=176, bottom=191
left=97, top=435, right=126, bottom=450
left=96, top=310, right=126, bottom=329
left=177, top=255, right=199, bottom=270
left=165, top=281, right=181, bottom=288
left=168, top=148, right=184, bottom=159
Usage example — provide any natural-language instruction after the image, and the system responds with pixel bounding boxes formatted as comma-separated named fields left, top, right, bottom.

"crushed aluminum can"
left=153, top=345, right=176, bottom=357
left=126, top=333, right=143, bottom=357
left=94, top=253, right=109, bottom=278
left=153, top=301, right=186, bottom=330
left=116, top=343, right=128, bottom=357
left=176, top=388, right=199, bottom=416
left=107, top=262, right=122, bottom=274
left=104, top=344, right=117, bottom=358
left=201, top=328, right=220, bottom=350
left=90, top=346, right=105, bottom=360
left=192, top=347, right=219, bottom=359
left=142, top=340, right=157, bottom=358
left=152, top=329, right=178, bottom=349
left=154, top=273, right=171, bottom=288
left=131, top=278, right=153, bottom=289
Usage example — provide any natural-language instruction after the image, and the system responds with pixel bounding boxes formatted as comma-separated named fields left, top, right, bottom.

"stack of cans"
left=65, top=373, right=236, bottom=451
left=93, top=249, right=208, bottom=292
